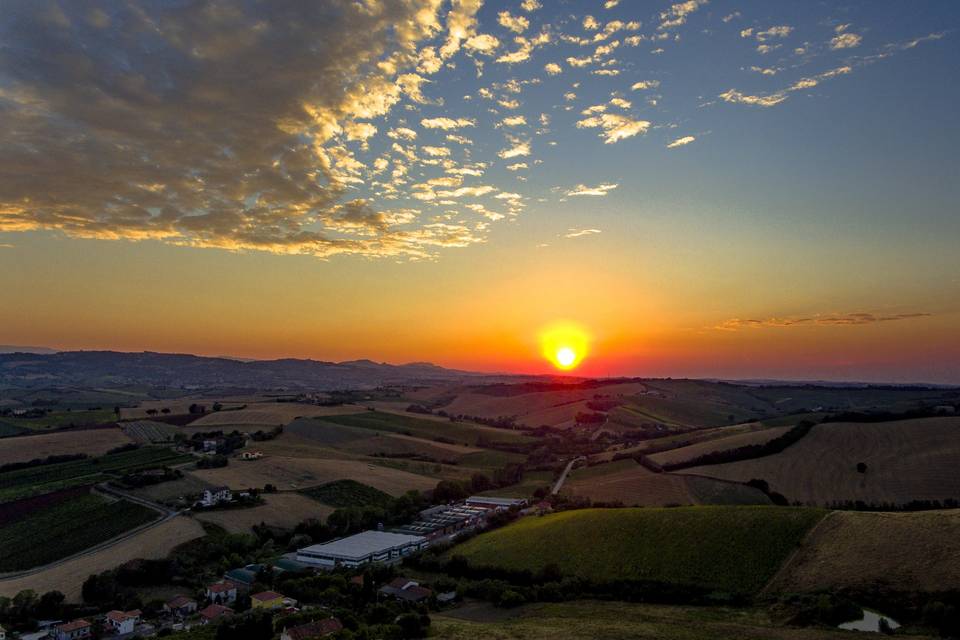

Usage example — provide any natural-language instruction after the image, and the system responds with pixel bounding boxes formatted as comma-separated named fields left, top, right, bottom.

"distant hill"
left=0, top=350, right=497, bottom=391
left=0, top=345, right=58, bottom=354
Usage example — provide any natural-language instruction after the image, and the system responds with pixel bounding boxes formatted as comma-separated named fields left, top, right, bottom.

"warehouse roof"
left=299, top=530, right=425, bottom=560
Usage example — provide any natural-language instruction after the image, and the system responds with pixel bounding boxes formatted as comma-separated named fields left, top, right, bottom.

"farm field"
left=0, top=408, right=118, bottom=431
left=0, top=516, right=205, bottom=601
left=0, top=446, right=196, bottom=503
left=685, top=418, right=960, bottom=506
left=768, top=510, right=960, bottom=593
left=0, top=491, right=159, bottom=571
left=316, top=411, right=535, bottom=445
left=194, top=493, right=331, bottom=533
left=477, top=470, right=555, bottom=499
left=447, top=506, right=827, bottom=594
left=130, top=475, right=214, bottom=504
left=122, top=420, right=182, bottom=443
left=649, top=426, right=792, bottom=467
left=187, top=455, right=437, bottom=494
left=0, top=427, right=133, bottom=465
left=300, top=479, right=394, bottom=508
left=431, top=600, right=915, bottom=640
left=119, top=398, right=245, bottom=420
left=563, top=460, right=767, bottom=507
left=186, top=402, right=360, bottom=428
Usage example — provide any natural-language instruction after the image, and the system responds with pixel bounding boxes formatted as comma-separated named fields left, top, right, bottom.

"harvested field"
left=130, top=475, right=214, bottom=504
left=122, top=420, right=182, bottom=443
left=317, top=411, right=534, bottom=445
left=194, top=493, right=332, bottom=533
left=649, top=426, right=791, bottom=467
left=187, top=455, right=437, bottom=495
left=119, top=399, right=244, bottom=420
left=187, top=403, right=360, bottom=428
left=768, top=510, right=960, bottom=593
left=686, top=418, right=960, bottom=506
left=0, top=516, right=205, bottom=601
left=0, top=428, right=133, bottom=465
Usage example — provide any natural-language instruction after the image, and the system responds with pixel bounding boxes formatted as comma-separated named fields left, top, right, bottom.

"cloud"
left=566, top=183, right=618, bottom=196
left=499, top=115, right=528, bottom=127
left=0, top=0, right=502, bottom=260
left=498, top=138, right=531, bottom=159
left=576, top=114, right=651, bottom=143
left=722, top=12, right=741, bottom=23
left=583, top=16, right=600, bottom=31
left=506, top=162, right=528, bottom=171
left=498, top=11, right=529, bottom=34
left=565, top=228, right=602, bottom=238
left=666, top=135, right=696, bottom=148
left=714, top=312, right=932, bottom=331
left=465, top=34, right=500, bottom=54
left=831, top=32, right=863, bottom=49
left=604, top=0, right=621, bottom=8
left=719, top=65, right=851, bottom=107
left=753, top=26, right=793, bottom=42
left=544, top=62, right=563, bottom=75
left=631, top=80, right=661, bottom=90
left=421, top=117, right=476, bottom=130
left=659, top=0, right=708, bottom=30
left=521, top=0, right=542, bottom=11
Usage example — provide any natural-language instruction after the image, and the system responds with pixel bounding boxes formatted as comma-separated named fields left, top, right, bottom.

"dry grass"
left=187, top=455, right=437, bottom=495
left=187, top=402, right=360, bottom=428
left=650, top=426, right=791, bottom=466
left=194, top=493, right=333, bottom=533
left=686, top=417, right=960, bottom=506
left=0, top=516, right=204, bottom=601
left=0, top=428, right=133, bottom=465
left=119, top=399, right=245, bottom=419
left=769, top=510, right=960, bottom=593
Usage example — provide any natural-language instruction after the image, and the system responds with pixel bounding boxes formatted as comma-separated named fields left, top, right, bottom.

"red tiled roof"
left=166, top=595, right=196, bottom=608
left=57, top=619, right=92, bottom=632
left=386, top=577, right=417, bottom=589
left=106, top=609, right=140, bottom=623
left=199, top=604, right=233, bottom=620
left=251, top=590, right=284, bottom=601
left=284, top=618, right=343, bottom=640
left=208, top=581, right=237, bottom=593
left=396, top=585, right=432, bottom=602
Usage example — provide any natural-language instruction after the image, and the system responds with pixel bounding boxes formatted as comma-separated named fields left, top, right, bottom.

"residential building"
left=0, top=623, right=5, bottom=640
left=104, top=610, right=140, bottom=635
left=206, top=580, right=238, bottom=604
left=55, top=619, right=92, bottom=640
left=280, top=618, right=343, bottom=640
left=164, top=596, right=198, bottom=616
left=201, top=486, right=232, bottom=507
left=250, top=591, right=287, bottom=610
left=239, top=451, right=263, bottom=460
left=378, top=578, right=432, bottom=603
left=296, top=530, right=427, bottom=569
left=198, top=604, right=233, bottom=624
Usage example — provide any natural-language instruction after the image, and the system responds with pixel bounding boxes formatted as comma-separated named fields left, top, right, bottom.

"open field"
left=431, top=600, right=921, bottom=640
left=564, top=460, right=768, bottom=507
left=769, top=510, right=960, bottom=593
left=0, top=491, right=159, bottom=571
left=129, top=475, right=214, bottom=504
left=649, top=426, right=792, bottom=467
left=187, top=455, right=437, bottom=494
left=448, top=506, right=827, bottom=594
left=0, top=408, right=118, bottom=431
left=122, top=420, right=182, bottom=443
left=194, top=493, right=331, bottom=533
left=186, top=402, right=360, bottom=428
left=316, top=411, right=535, bottom=445
left=0, top=516, right=205, bottom=601
left=0, top=427, right=133, bottom=465
left=686, top=418, right=960, bottom=506
left=300, top=479, right=394, bottom=508
left=119, top=399, right=245, bottom=420
left=0, top=446, right=196, bottom=503
left=478, top=471, right=555, bottom=499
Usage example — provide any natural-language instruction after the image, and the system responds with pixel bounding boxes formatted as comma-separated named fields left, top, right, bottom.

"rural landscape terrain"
left=2, top=350, right=960, bottom=638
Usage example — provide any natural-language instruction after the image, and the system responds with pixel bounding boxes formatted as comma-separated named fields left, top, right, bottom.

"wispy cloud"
left=565, top=228, right=602, bottom=238
left=666, top=135, right=696, bottom=148
left=714, top=312, right=932, bottom=331
left=566, top=183, right=618, bottom=197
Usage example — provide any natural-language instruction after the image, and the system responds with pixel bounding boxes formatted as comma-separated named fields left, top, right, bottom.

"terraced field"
left=448, top=506, right=827, bottom=594
left=686, top=417, right=960, bottom=506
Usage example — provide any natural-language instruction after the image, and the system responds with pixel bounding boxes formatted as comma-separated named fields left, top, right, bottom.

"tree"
left=856, top=462, right=868, bottom=474
left=396, top=612, right=430, bottom=639
left=216, top=609, right=273, bottom=640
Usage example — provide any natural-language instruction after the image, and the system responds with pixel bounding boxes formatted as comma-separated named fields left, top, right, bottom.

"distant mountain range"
left=0, top=350, right=501, bottom=390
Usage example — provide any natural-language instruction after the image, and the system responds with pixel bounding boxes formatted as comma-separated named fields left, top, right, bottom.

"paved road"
left=551, top=456, right=586, bottom=495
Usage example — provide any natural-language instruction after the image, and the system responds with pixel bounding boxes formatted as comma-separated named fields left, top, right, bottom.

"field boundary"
left=759, top=509, right=836, bottom=596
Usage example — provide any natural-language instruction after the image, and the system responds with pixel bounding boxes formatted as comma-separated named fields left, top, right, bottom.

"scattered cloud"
left=666, top=135, right=696, bottom=148
left=565, top=228, right=602, bottom=238
left=498, top=11, right=529, bottom=34
left=498, top=138, right=532, bottom=159
left=831, top=32, right=863, bottom=49
left=421, top=117, right=476, bottom=130
left=544, top=62, right=563, bottom=75
left=631, top=80, right=661, bottom=90
left=659, top=0, right=709, bottom=30
left=715, top=312, right=931, bottom=331
left=577, top=114, right=651, bottom=143
left=604, top=0, right=621, bottom=9
left=566, top=183, right=619, bottom=196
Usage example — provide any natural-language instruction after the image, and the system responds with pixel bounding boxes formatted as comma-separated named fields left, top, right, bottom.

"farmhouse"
left=378, top=577, right=432, bottom=603
left=464, top=496, right=528, bottom=510
left=201, top=486, right=232, bottom=507
left=205, top=580, right=238, bottom=603
left=164, top=596, right=198, bottom=616
left=280, top=618, right=343, bottom=640
left=198, top=604, right=233, bottom=624
left=54, top=619, right=92, bottom=640
left=296, top=530, right=427, bottom=569
left=104, top=609, right=140, bottom=635
left=250, top=590, right=288, bottom=610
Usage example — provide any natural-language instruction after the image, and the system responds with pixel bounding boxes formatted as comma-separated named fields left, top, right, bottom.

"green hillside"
left=448, top=506, right=827, bottom=594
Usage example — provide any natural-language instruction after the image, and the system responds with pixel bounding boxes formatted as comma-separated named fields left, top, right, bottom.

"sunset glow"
left=541, top=323, right=590, bottom=371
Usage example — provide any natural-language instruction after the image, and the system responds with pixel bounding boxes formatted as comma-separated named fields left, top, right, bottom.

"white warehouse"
left=296, top=530, right=428, bottom=569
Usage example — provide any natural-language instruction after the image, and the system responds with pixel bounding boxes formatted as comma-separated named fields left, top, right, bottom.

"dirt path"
left=552, top=456, right=586, bottom=495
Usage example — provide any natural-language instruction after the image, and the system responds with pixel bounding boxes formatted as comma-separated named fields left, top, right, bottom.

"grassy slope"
left=317, top=411, right=534, bottom=445
left=0, top=408, right=118, bottom=431
left=300, top=479, right=394, bottom=508
left=0, top=493, right=159, bottom=571
left=448, top=506, right=827, bottom=594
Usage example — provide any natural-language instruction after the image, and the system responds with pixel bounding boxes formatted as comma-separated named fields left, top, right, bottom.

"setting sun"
left=540, top=322, right=591, bottom=371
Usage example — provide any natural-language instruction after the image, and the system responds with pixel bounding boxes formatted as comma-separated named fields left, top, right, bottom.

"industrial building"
left=296, top=530, right=427, bottom=569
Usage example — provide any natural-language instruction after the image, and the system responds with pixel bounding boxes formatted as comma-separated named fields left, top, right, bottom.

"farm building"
left=198, top=604, right=233, bottom=624
left=296, top=530, right=427, bottom=569
left=164, top=596, right=198, bottom=616
left=464, top=496, right=528, bottom=510
left=201, top=486, right=232, bottom=507
left=392, top=504, right=490, bottom=541
left=378, top=578, right=432, bottom=603
left=205, top=580, right=238, bottom=603
left=224, top=564, right=262, bottom=586
left=54, top=619, right=92, bottom=640
left=104, top=609, right=140, bottom=635
left=280, top=618, right=343, bottom=640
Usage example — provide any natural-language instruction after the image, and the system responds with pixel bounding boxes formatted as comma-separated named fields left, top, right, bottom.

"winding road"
left=551, top=456, right=586, bottom=495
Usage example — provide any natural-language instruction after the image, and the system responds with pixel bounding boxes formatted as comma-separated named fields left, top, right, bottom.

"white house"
left=206, top=580, right=238, bottom=604
left=0, top=623, right=6, bottom=640
left=105, top=610, right=140, bottom=635
left=55, top=619, right=92, bottom=640
left=201, top=486, right=232, bottom=507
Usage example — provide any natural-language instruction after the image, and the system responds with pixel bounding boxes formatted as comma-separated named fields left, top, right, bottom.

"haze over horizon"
left=2, top=0, right=958, bottom=383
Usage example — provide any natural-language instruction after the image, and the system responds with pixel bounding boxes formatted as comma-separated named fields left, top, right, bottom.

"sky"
left=1, top=0, right=959, bottom=383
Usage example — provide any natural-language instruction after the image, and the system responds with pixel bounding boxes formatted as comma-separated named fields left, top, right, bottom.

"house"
left=164, top=596, right=198, bottom=616
left=436, top=590, right=458, bottom=604
left=206, top=580, right=238, bottom=604
left=104, top=610, right=140, bottom=635
left=0, top=623, right=6, bottom=640
left=55, top=619, right=92, bottom=640
left=296, top=530, right=427, bottom=569
left=379, top=578, right=432, bottom=603
left=201, top=486, right=232, bottom=507
left=280, top=618, right=343, bottom=640
left=239, top=451, right=263, bottom=460
left=250, top=591, right=286, bottom=610
left=202, top=439, right=221, bottom=453
left=198, top=604, right=233, bottom=624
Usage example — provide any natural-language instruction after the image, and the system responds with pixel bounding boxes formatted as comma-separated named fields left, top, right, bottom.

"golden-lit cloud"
left=714, top=312, right=932, bottom=331
left=576, top=113, right=651, bottom=143
left=566, top=183, right=618, bottom=196
left=666, top=135, right=696, bottom=148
